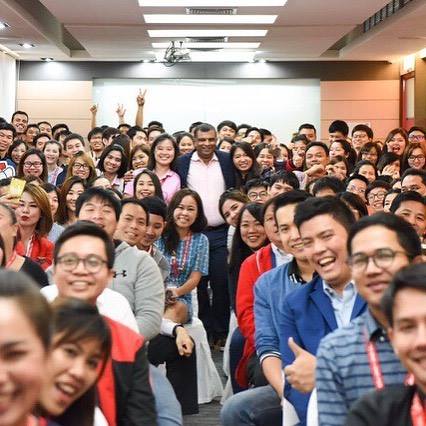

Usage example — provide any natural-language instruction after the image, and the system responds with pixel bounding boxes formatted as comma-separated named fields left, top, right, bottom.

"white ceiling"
left=0, top=0, right=425, bottom=62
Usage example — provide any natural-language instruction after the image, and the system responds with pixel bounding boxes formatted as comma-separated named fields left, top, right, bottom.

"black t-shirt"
left=20, top=257, right=49, bottom=287
left=346, top=384, right=417, bottom=426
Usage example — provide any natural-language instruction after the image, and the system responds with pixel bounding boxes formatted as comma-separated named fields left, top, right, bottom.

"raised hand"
left=116, top=103, right=126, bottom=118
left=137, top=89, right=147, bottom=107
left=89, top=104, right=98, bottom=114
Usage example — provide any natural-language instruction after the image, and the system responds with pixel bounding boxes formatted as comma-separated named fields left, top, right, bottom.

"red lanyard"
left=411, top=392, right=426, bottom=426
left=171, top=234, right=192, bottom=277
left=6, top=250, right=17, bottom=268
left=364, top=327, right=414, bottom=390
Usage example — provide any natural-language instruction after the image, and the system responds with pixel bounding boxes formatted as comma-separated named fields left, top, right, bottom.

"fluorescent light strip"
left=148, top=29, right=267, bottom=37
left=140, top=1, right=286, bottom=5
left=152, top=42, right=260, bottom=48
left=156, top=50, right=256, bottom=62
left=144, top=14, right=277, bottom=24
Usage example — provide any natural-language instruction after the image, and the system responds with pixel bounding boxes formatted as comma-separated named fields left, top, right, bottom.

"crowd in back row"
left=0, top=93, right=426, bottom=426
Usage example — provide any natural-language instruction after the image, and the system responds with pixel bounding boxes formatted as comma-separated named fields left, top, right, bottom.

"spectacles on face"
left=73, top=162, right=90, bottom=170
left=408, top=155, right=425, bottom=162
left=349, top=248, right=408, bottom=272
left=56, top=253, right=107, bottom=274
left=409, top=135, right=425, bottom=141
left=23, top=161, right=42, bottom=168
left=248, top=191, right=267, bottom=201
left=367, top=191, right=387, bottom=201
left=347, top=185, right=366, bottom=195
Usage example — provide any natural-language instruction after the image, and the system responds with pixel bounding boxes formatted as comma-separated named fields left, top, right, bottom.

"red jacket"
left=16, top=235, right=53, bottom=270
left=235, top=244, right=274, bottom=388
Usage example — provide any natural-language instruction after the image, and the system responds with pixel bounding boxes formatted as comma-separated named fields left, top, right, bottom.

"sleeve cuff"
left=259, top=352, right=281, bottom=365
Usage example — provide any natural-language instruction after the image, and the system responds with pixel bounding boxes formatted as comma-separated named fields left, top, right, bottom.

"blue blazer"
left=176, top=150, right=235, bottom=189
left=278, top=275, right=366, bottom=424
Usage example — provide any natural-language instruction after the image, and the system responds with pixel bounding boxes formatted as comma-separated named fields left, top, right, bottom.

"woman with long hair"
left=377, top=152, right=401, bottom=181
left=175, top=131, right=195, bottom=155
left=254, top=143, right=277, bottom=176
left=0, top=269, right=51, bottom=425
left=43, top=140, right=63, bottom=186
left=383, top=128, right=409, bottom=157
left=133, top=169, right=164, bottom=201
left=230, top=142, right=260, bottom=189
left=97, top=144, right=128, bottom=193
left=15, top=183, right=53, bottom=270
left=401, top=142, right=426, bottom=172
left=352, top=160, right=378, bottom=183
left=7, top=139, right=27, bottom=168
left=148, top=133, right=181, bottom=204
left=156, top=188, right=208, bottom=324
left=57, top=177, right=87, bottom=226
left=17, top=148, right=48, bottom=183
left=42, top=183, right=64, bottom=243
left=357, top=141, right=382, bottom=165
left=65, top=151, right=97, bottom=184
left=38, top=298, right=111, bottom=426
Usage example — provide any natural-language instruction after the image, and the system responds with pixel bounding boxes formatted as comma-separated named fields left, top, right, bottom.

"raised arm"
left=135, top=88, right=146, bottom=127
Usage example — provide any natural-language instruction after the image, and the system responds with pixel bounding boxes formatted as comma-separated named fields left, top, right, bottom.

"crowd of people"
left=0, top=89, right=426, bottom=426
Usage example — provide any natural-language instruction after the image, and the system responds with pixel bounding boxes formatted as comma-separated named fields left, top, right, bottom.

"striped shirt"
left=316, top=309, right=407, bottom=426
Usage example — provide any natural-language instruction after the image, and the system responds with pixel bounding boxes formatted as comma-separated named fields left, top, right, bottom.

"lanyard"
left=6, top=250, right=17, bottom=268
left=171, top=233, right=192, bottom=278
left=411, top=392, right=426, bottom=426
left=364, top=327, right=414, bottom=390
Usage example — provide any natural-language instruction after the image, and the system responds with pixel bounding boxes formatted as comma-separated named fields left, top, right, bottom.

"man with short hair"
left=128, top=125, right=148, bottom=150
left=176, top=123, right=235, bottom=345
left=37, top=121, right=52, bottom=137
left=245, top=178, right=269, bottom=203
left=47, top=221, right=157, bottom=426
left=278, top=197, right=366, bottom=424
left=390, top=191, right=426, bottom=238
left=88, top=126, right=104, bottom=164
left=316, top=213, right=421, bottom=426
left=0, top=122, right=16, bottom=161
left=24, top=124, right=40, bottom=146
left=408, top=125, right=426, bottom=147
left=56, top=133, right=87, bottom=184
left=268, top=171, right=300, bottom=198
left=346, top=261, right=426, bottom=425
left=346, top=174, right=369, bottom=202
left=401, top=168, right=426, bottom=196
left=217, top=120, right=237, bottom=139
left=102, top=126, right=120, bottom=147
left=304, top=142, right=329, bottom=182
left=298, top=123, right=317, bottom=142
left=329, top=120, right=349, bottom=143
left=313, top=176, right=346, bottom=197
left=11, top=110, right=28, bottom=136
left=365, top=180, right=391, bottom=213
left=351, top=124, right=373, bottom=155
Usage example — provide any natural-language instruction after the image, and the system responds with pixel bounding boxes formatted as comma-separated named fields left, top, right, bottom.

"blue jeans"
left=220, top=385, right=282, bottom=426
left=150, top=364, right=183, bottom=426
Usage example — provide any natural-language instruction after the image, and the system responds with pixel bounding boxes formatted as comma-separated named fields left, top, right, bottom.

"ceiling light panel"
left=140, top=1, right=286, bottom=5
left=152, top=42, right=260, bottom=48
left=144, top=14, right=277, bottom=24
left=148, top=29, right=267, bottom=37
left=156, top=49, right=256, bottom=62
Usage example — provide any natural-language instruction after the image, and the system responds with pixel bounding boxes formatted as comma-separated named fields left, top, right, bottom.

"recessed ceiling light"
left=148, top=29, right=267, bottom=38
left=41, top=57, right=54, bottom=62
left=152, top=42, right=260, bottom=49
left=0, top=22, right=10, bottom=29
left=144, top=14, right=277, bottom=24
left=19, top=43, right=35, bottom=49
left=140, top=1, right=286, bottom=5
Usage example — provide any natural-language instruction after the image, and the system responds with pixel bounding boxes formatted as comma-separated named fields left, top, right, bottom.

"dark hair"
left=245, top=127, right=263, bottom=142
left=298, top=123, right=316, bottom=133
left=390, top=190, right=426, bottom=213
left=63, top=133, right=85, bottom=151
left=17, top=148, right=48, bottom=182
left=377, top=152, right=400, bottom=174
left=127, top=126, right=147, bottom=141
left=254, top=142, right=278, bottom=160
left=189, top=122, right=203, bottom=133
left=66, top=151, right=97, bottom=183
left=244, top=178, right=268, bottom=194
left=174, top=131, right=194, bottom=146
left=384, top=128, right=409, bottom=153
left=346, top=173, right=369, bottom=188
left=382, top=263, right=426, bottom=326
left=312, top=176, right=346, bottom=196
left=330, top=155, right=350, bottom=177
left=48, top=298, right=111, bottom=426
left=57, top=177, right=87, bottom=225
left=147, top=126, right=165, bottom=140
left=54, top=220, right=115, bottom=268
left=358, top=142, right=382, bottom=164
left=140, top=196, right=167, bottom=220
left=0, top=121, right=16, bottom=138
left=269, top=170, right=300, bottom=190
left=87, top=127, right=103, bottom=141
left=7, top=139, right=27, bottom=161
left=273, top=190, right=311, bottom=221
left=12, top=110, right=28, bottom=122
left=75, top=187, right=121, bottom=222
left=218, top=137, right=234, bottom=150
left=120, top=198, right=149, bottom=223
left=219, top=189, right=248, bottom=220
left=97, top=144, right=128, bottom=178
left=111, top=134, right=131, bottom=159
left=408, top=126, right=426, bottom=137
left=330, top=139, right=352, bottom=157
left=37, top=121, right=51, bottom=129
left=148, top=120, right=164, bottom=129
left=52, top=123, right=69, bottom=137
left=347, top=212, right=421, bottom=258
left=352, top=160, right=378, bottom=180
left=291, top=134, right=310, bottom=146
left=304, top=141, right=329, bottom=162
left=337, top=191, right=369, bottom=218
left=217, top=120, right=237, bottom=132
left=102, top=127, right=120, bottom=141
left=329, top=120, right=349, bottom=137
left=351, top=124, right=373, bottom=139
left=0, top=269, right=51, bottom=349
left=163, top=189, right=207, bottom=253
left=401, top=168, right=426, bottom=186
left=133, top=169, right=164, bottom=200
left=295, top=196, right=355, bottom=231
left=129, top=145, right=150, bottom=169
left=118, top=123, right=131, bottom=132
left=148, top=133, right=179, bottom=171
left=0, top=234, right=5, bottom=267
left=230, top=141, right=260, bottom=188
left=401, top=142, right=426, bottom=172
left=194, top=123, right=216, bottom=139
left=365, top=180, right=391, bottom=202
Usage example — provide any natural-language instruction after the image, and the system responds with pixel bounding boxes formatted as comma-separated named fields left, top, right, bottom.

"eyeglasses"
left=56, top=254, right=107, bottom=273
left=367, top=192, right=387, bottom=201
left=349, top=248, right=408, bottom=272
left=23, top=161, right=42, bottom=168
left=73, top=162, right=90, bottom=170
left=408, top=155, right=425, bottom=162
left=409, top=135, right=426, bottom=141
left=248, top=191, right=268, bottom=201
left=347, top=185, right=366, bottom=195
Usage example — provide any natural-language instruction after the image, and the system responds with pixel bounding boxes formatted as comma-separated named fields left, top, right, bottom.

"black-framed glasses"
left=73, top=162, right=90, bottom=170
left=349, top=248, right=408, bottom=272
left=56, top=254, right=107, bottom=273
left=367, top=192, right=387, bottom=201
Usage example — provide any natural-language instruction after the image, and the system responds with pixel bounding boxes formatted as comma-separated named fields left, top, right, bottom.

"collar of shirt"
left=365, top=308, right=388, bottom=341
left=322, top=280, right=356, bottom=302
left=191, top=151, right=219, bottom=164
left=287, top=258, right=306, bottom=283
left=271, top=243, right=293, bottom=266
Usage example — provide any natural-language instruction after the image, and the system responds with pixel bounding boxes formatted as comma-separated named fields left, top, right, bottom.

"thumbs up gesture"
left=283, top=337, right=316, bottom=393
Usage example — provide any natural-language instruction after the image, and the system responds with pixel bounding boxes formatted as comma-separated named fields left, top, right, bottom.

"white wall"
left=0, top=52, right=16, bottom=121
left=93, top=78, right=320, bottom=143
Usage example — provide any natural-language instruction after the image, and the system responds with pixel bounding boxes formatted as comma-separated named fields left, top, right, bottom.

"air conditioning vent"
left=186, top=8, right=237, bottom=15
left=363, top=0, right=413, bottom=33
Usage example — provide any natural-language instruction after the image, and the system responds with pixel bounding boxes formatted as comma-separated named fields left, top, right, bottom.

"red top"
left=16, top=235, right=53, bottom=270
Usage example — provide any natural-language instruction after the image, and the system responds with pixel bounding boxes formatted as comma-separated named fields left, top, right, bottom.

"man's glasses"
left=56, top=254, right=107, bottom=273
left=23, top=161, right=42, bottom=168
left=349, top=248, right=408, bottom=272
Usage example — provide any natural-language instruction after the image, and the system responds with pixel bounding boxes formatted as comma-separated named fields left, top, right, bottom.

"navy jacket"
left=176, top=150, right=235, bottom=189
left=278, top=275, right=367, bottom=425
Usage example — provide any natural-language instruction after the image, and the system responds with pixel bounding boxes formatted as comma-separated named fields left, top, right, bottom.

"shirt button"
left=379, top=336, right=385, bottom=342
